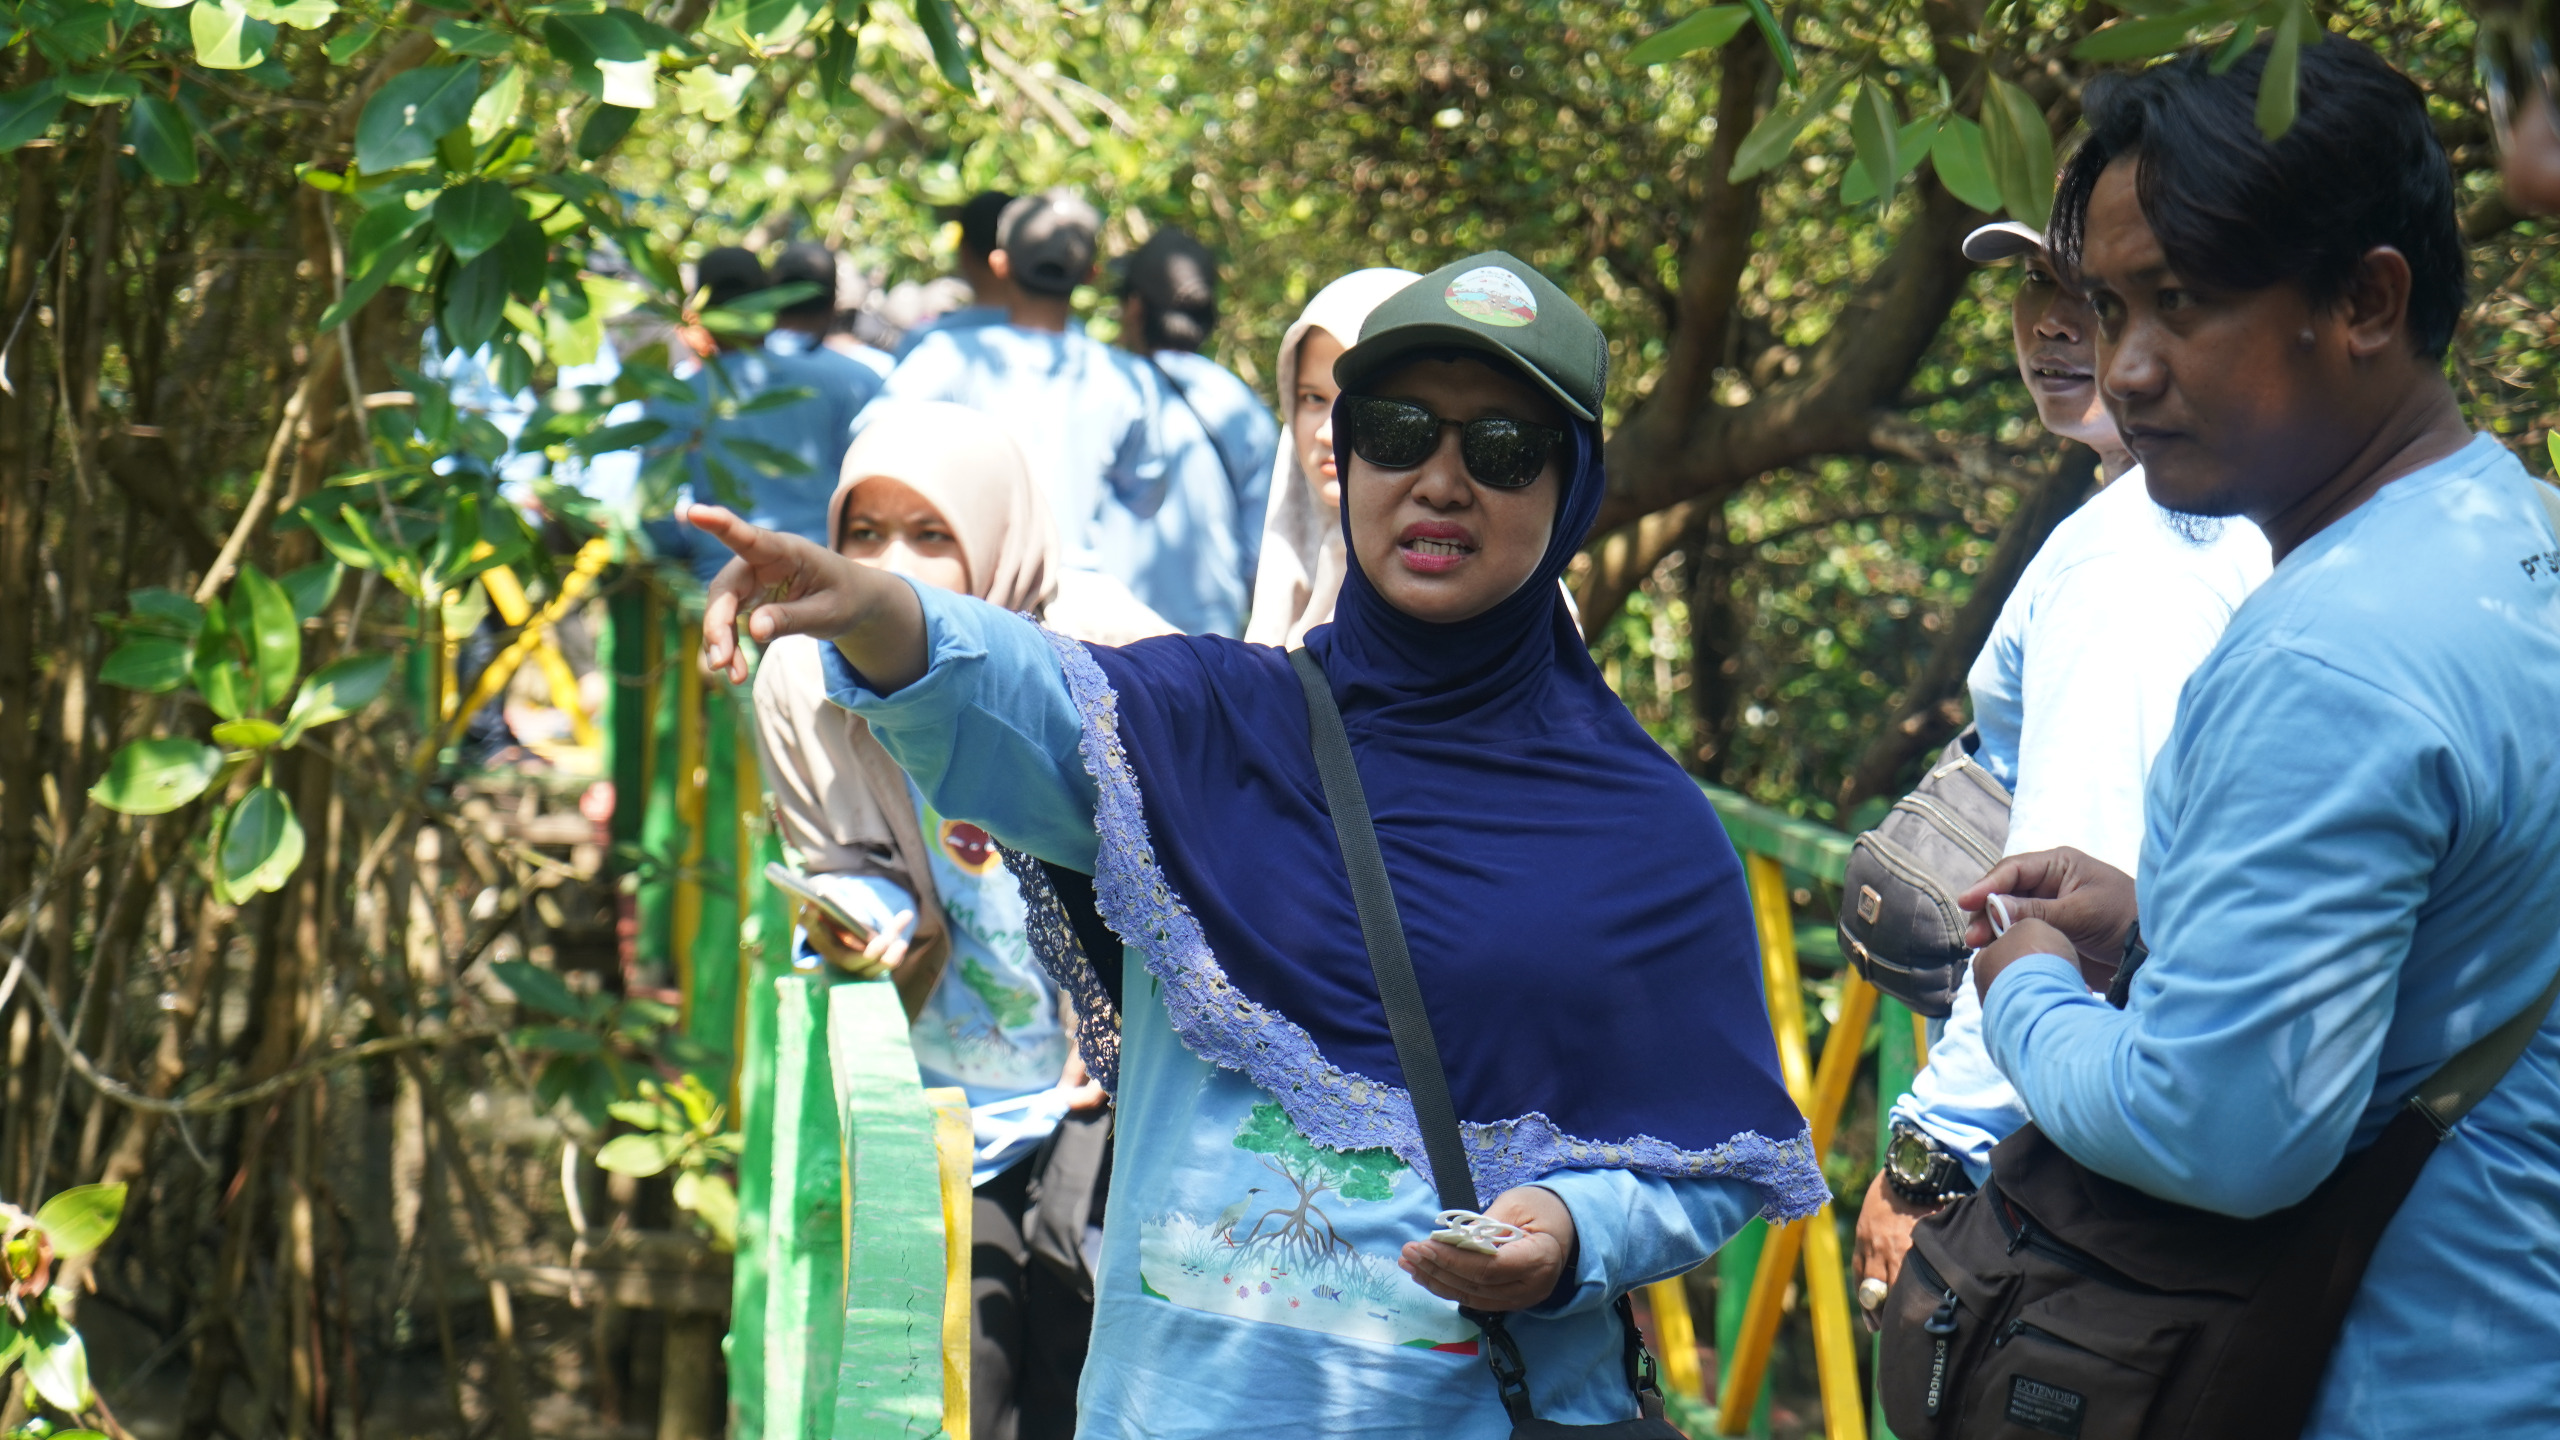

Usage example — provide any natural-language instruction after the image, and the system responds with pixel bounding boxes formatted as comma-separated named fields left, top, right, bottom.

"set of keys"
left=1427, top=1208, right=1528, bottom=1255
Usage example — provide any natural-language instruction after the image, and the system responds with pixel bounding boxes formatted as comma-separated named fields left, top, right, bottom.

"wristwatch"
left=1884, top=1120, right=1976, bottom=1208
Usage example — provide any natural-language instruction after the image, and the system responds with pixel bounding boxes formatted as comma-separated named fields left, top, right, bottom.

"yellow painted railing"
left=1634, top=787, right=1924, bottom=1440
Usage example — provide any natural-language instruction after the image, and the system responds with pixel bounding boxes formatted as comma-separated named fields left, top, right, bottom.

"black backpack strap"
left=1288, top=646, right=1480, bottom=1214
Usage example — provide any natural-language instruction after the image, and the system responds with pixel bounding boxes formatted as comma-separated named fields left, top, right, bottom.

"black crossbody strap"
left=1288, top=645, right=1481, bottom=1214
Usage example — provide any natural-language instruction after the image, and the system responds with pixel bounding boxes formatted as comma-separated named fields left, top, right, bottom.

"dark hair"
left=1120, top=229, right=1219, bottom=351
left=695, top=246, right=766, bottom=310
left=768, top=241, right=837, bottom=321
left=957, top=190, right=1016, bottom=258
left=2050, top=34, right=2465, bottom=358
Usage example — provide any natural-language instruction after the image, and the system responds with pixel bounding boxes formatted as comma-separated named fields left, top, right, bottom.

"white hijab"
left=1242, top=267, right=1419, bottom=647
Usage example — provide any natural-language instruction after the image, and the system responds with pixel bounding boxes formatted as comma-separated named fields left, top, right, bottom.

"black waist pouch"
left=1880, top=962, right=2558, bottom=1440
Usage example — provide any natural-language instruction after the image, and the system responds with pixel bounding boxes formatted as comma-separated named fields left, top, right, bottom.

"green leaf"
left=0, top=81, right=67, bottom=152
left=516, top=1025, right=604, bottom=1054
left=434, top=18, right=515, bottom=55
left=1850, top=80, right=1901, bottom=209
left=350, top=198, right=433, bottom=274
left=234, top=562, right=300, bottom=711
left=323, top=20, right=379, bottom=62
left=1931, top=113, right=2003, bottom=213
left=594, top=1132, right=679, bottom=1177
left=432, top=179, right=519, bottom=264
left=1980, top=75, right=2055, bottom=231
left=318, top=231, right=423, bottom=332
left=2256, top=0, right=2308, bottom=142
left=353, top=62, right=481, bottom=173
left=238, top=0, right=336, bottom=26
left=87, top=738, right=222, bottom=815
left=2072, top=3, right=2234, bottom=61
left=672, top=1170, right=737, bottom=1250
left=440, top=249, right=508, bottom=355
left=571, top=418, right=670, bottom=456
left=2547, top=430, right=2560, bottom=476
left=280, top=561, right=342, bottom=622
left=575, top=103, right=641, bottom=160
left=726, top=385, right=818, bottom=416
left=127, top=93, right=199, bottom=185
left=60, top=73, right=142, bottom=106
left=33, top=1184, right=127, bottom=1261
left=217, top=785, right=305, bottom=901
left=280, top=652, right=392, bottom=746
left=190, top=1, right=276, bottom=70
left=1844, top=114, right=1940, bottom=204
left=496, top=217, right=549, bottom=302
left=1729, top=74, right=1845, bottom=183
left=1627, top=5, right=1752, bottom=67
left=128, top=587, right=205, bottom=636
left=492, top=958, right=585, bottom=1018
left=211, top=717, right=284, bottom=749
left=816, top=21, right=861, bottom=99
left=722, top=437, right=811, bottom=479
left=912, top=0, right=972, bottom=90
left=607, top=1095, right=673, bottom=1130
left=22, top=1304, right=91, bottom=1411
left=100, top=636, right=192, bottom=693
left=1742, top=0, right=1796, bottom=84
left=469, top=63, right=525, bottom=146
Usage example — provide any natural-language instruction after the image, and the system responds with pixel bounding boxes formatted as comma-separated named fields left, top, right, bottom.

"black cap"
left=695, top=246, right=766, bottom=310
left=1118, top=229, right=1219, bottom=350
left=996, top=189, right=1100, bottom=298
left=768, top=241, right=837, bottom=320
left=956, top=190, right=1015, bottom=257
left=1333, top=252, right=1606, bottom=421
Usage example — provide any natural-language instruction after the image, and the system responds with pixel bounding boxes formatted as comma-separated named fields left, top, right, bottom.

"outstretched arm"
left=688, top=502, right=930, bottom=692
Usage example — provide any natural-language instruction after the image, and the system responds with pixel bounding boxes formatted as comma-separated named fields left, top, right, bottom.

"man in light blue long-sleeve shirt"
left=1965, top=41, right=2560, bottom=1437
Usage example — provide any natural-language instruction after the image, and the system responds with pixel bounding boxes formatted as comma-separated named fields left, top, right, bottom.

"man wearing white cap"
left=1851, top=219, right=2271, bottom=1292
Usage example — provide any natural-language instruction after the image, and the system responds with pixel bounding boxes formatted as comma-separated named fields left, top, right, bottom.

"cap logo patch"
left=1444, top=266, right=1536, bottom=328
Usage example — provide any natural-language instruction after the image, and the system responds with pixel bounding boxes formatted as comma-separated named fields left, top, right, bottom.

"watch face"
left=1887, top=1129, right=1937, bottom=1186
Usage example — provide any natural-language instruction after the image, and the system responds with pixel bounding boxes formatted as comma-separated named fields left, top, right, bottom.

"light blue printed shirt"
left=1985, top=435, right=2560, bottom=1438
left=799, top=782, right=1071, bottom=1185
left=823, top=585, right=1760, bottom=1438
left=1148, top=349, right=1279, bottom=582
left=1890, top=469, right=2268, bottom=1177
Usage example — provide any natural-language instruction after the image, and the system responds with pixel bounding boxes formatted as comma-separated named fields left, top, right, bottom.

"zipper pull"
left=1924, top=1292, right=1960, bottom=1336
left=1994, top=1319, right=2022, bottom=1349
left=1926, top=1335, right=1950, bottom=1418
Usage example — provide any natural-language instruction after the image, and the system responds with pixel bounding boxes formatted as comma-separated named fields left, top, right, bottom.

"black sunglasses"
left=1339, top=394, right=1565, bottom=490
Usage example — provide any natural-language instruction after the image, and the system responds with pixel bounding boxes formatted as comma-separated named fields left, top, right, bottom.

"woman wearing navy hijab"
left=692, top=254, right=1822, bottom=1439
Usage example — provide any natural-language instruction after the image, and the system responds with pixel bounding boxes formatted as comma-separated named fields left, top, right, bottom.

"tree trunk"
left=1833, top=455, right=2098, bottom=814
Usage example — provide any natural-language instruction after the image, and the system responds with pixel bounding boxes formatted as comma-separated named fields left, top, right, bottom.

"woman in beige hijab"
left=754, top=398, right=1153, bottom=1439
left=1240, top=267, right=1419, bottom=646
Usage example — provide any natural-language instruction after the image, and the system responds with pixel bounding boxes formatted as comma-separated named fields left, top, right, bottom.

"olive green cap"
left=1332, top=252, right=1606, bottom=421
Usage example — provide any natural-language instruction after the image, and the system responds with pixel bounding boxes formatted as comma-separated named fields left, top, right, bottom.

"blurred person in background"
left=1115, top=228, right=1279, bottom=589
left=893, top=190, right=1020, bottom=360
left=1243, top=267, right=1418, bottom=647
left=768, top=239, right=896, bottom=382
left=2476, top=0, right=2560, bottom=212
left=644, top=246, right=874, bottom=583
left=872, top=190, right=1240, bottom=635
